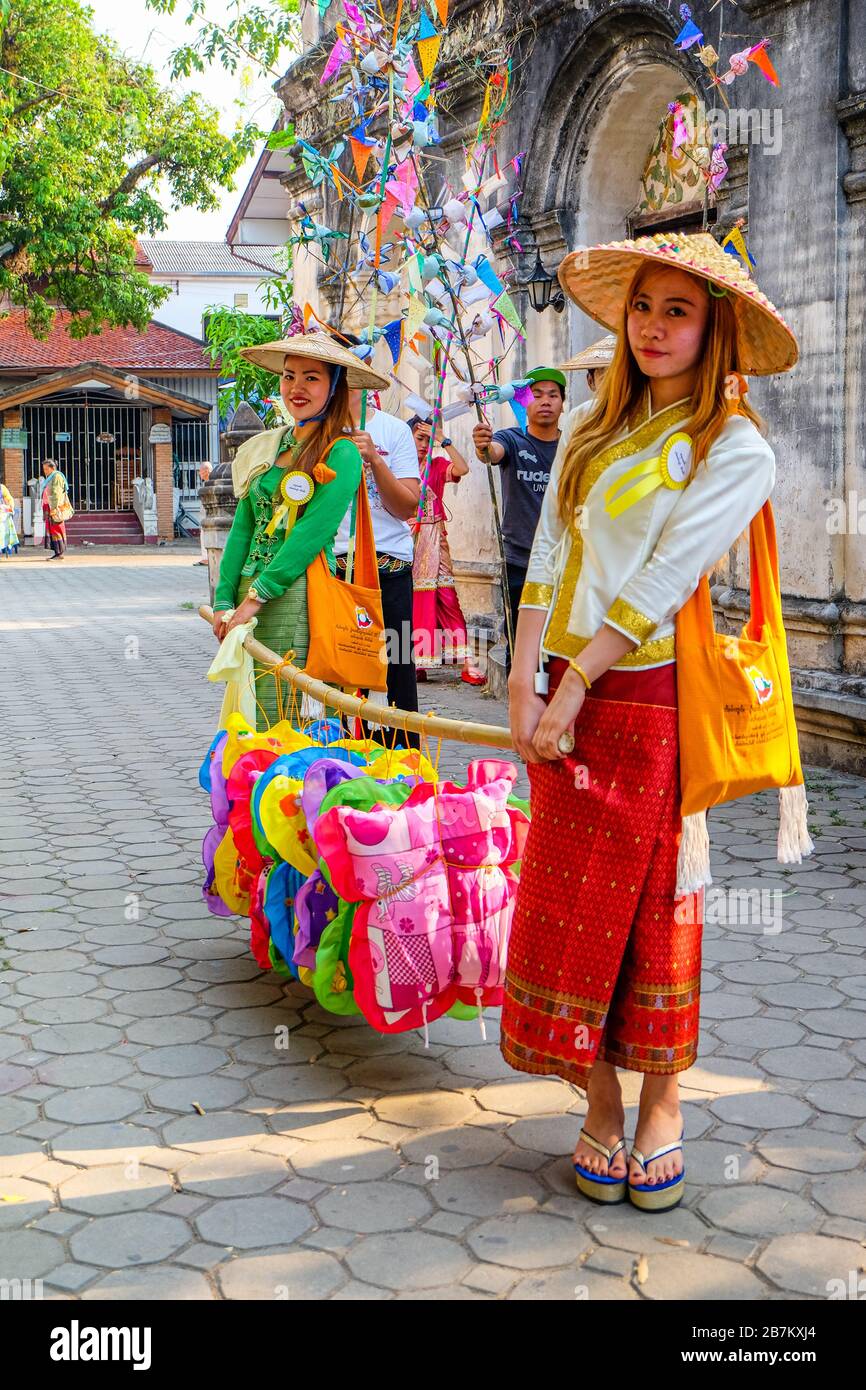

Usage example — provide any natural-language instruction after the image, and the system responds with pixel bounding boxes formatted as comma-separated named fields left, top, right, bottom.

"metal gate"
left=172, top=419, right=211, bottom=502
left=23, top=397, right=148, bottom=512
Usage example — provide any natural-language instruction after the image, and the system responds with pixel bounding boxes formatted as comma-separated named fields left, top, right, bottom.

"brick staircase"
left=65, top=510, right=144, bottom=546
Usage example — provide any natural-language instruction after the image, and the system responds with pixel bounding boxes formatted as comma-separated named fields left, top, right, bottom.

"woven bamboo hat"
left=239, top=331, right=391, bottom=390
left=561, top=334, right=617, bottom=372
left=557, top=232, right=798, bottom=376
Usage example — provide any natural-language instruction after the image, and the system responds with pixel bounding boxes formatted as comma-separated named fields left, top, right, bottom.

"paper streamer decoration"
left=350, top=136, right=375, bottom=182
left=404, top=294, right=429, bottom=344
left=404, top=392, right=433, bottom=420
left=433, top=0, right=449, bottom=26
left=474, top=255, right=504, bottom=296
left=382, top=319, right=404, bottom=367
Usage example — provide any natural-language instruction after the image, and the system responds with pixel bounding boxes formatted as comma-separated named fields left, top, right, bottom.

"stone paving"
left=1, top=550, right=866, bottom=1301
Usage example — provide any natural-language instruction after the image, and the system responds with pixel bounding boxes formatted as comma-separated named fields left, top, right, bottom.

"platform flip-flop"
left=627, top=1135, right=685, bottom=1213
left=573, top=1129, right=628, bottom=1204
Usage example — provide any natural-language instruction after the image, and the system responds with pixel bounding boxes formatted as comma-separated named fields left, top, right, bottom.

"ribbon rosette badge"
left=603, top=432, right=692, bottom=519
left=265, top=470, right=316, bottom=536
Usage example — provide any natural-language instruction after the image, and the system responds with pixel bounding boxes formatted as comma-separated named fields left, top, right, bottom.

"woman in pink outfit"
left=409, top=417, right=485, bottom=685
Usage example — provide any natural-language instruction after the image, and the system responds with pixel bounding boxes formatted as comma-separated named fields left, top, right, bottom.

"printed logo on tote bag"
left=745, top=665, right=773, bottom=704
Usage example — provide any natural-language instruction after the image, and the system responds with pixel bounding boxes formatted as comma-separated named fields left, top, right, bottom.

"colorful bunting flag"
left=492, top=290, right=524, bottom=336
left=382, top=318, right=404, bottom=366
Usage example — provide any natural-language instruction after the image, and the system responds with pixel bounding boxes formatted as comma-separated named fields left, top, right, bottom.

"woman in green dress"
left=212, top=333, right=390, bottom=728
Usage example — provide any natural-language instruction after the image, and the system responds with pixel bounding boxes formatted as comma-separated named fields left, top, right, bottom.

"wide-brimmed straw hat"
left=239, top=331, right=391, bottom=391
left=561, top=334, right=617, bottom=372
left=557, top=232, right=798, bottom=376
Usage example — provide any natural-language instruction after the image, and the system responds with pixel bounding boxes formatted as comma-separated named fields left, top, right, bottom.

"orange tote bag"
left=676, top=499, right=803, bottom=818
left=304, top=466, right=387, bottom=692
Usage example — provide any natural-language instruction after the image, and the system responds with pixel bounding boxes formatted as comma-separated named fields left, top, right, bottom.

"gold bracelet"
left=568, top=659, right=592, bottom=689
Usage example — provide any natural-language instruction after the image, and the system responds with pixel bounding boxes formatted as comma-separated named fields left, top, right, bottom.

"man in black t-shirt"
left=472, top=366, right=566, bottom=663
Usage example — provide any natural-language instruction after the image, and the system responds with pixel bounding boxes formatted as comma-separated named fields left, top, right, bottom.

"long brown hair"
left=557, top=263, right=766, bottom=528
left=284, top=366, right=353, bottom=474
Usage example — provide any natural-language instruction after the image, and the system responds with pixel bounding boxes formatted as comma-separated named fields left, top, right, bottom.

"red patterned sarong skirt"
left=500, top=659, right=703, bottom=1091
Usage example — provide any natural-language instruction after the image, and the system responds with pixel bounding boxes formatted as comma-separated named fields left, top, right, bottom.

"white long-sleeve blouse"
left=519, top=394, right=776, bottom=668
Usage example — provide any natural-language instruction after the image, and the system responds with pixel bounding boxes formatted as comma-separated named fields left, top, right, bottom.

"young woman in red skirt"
left=501, top=232, right=799, bottom=1212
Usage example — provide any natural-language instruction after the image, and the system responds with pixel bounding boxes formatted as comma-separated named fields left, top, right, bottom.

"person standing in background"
left=41, top=459, right=73, bottom=561
left=408, top=416, right=485, bottom=685
left=0, top=482, right=19, bottom=557
left=471, top=367, right=566, bottom=664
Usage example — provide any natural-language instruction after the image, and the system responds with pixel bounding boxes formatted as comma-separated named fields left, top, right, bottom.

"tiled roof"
left=0, top=311, right=217, bottom=373
left=139, top=240, right=285, bottom=276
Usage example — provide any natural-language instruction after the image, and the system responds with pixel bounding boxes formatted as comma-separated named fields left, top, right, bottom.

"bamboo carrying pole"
left=201, top=606, right=515, bottom=751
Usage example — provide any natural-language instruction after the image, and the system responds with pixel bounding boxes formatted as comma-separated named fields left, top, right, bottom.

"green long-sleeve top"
left=214, top=434, right=362, bottom=609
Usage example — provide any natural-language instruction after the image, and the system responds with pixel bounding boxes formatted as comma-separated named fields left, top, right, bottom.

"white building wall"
left=152, top=274, right=279, bottom=340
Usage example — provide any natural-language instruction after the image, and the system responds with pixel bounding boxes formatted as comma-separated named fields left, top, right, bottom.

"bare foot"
left=573, top=1061, right=627, bottom=1179
left=629, top=1084, right=683, bottom=1188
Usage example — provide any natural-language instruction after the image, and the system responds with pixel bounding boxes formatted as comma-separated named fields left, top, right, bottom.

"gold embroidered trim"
left=520, top=581, right=554, bottom=608
left=545, top=400, right=692, bottom=660
left=563, top=632, right=675, bottom=667
left=606, top=596, right=658, bottom=644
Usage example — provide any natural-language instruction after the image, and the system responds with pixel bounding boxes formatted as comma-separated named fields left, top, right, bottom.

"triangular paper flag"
left=417, top=12, right=438, bottom=39
left=404, top=56, right=422, bottom=97
left=748, top=42, right=780, bottom=86
left=377, top=191, right=400, bottom=244
left=317, top=0, right=333, bottom=17
left=382, top=318, right=404, bottom=367
left=433, top=0, right=449, bottom=26
left=674, top=18, right=703, bottom=50
left=474, top=255, right=504, bottom=297
left=510, top=401, right=527, bottom=431
left=321, top=37, right=350, bottom=84
left=405, top=295, right=428, bottom=344
left=350, top=136, right=374, bottom=182
left=416, top=35, right=441, bottom=82
left=493, top=290, right=524, bottom=335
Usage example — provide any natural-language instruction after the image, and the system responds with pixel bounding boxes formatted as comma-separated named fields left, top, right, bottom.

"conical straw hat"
left=557, top=232, right=798, bottom=376
left=239, top=331, right=391, bottom=390
left=561, top=334, right=617, bottom=372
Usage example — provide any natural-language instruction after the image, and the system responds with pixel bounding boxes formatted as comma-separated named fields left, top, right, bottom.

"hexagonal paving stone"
left=583, top=1203, right=708, bottom=1254
left=316, top=1179, right=433, bottom=1233
left=640, top=1250, right=765, bottom=1300
left=208, top=1006, right=300, bottom=1037
left=70, top=1212, right=191, bottom=1267
left=0, top=1229, right=65, bottom=1279
left=813, top=1171, right=866, bottom=1222
left=509, top=1268, right=639, bottom=1300
left=58, top=1164, right=173, bottom=1215
left=125, top=1017, right=214, bottom=1046
left=469, top=1212, right=590, bottom=1269
left=179, top=1151, right=289, bottom=1198
left=201, top=982, right=285, bottom=1009
left=699, top=1185, right=818, bottom=1237
left=400, top=1124, right=511, bottom=1170
left=33, top=1023, right=122, bottom=1055
left=373, top=1090, right=478, bottom=1130
left=805, top=1079, right=866, bottom=1118
left=49, top=1123, right=169, bottom=1169
left=289, top=1137, right=400, bottom=1183
left=680, top=1058, right=768, bottom=1094
left=432, top=1164, right=545, bottom=1218
left=346, top=1054, right=454, bottom=1094
left=161, top=1112, right=269, bottom=1154
left=219, top=1249, right=345, bottom=1300
left=319, top=1026, right=412, bottom=1057
left=267, top=1100, right=374, bottom=1143
left=248, top=1066, right=346, bottom=1104
left=17, top=971, right=96, bottom=999
left=136, top=1045, right=229, bottom=1079
left=679, top=1140, right=764, bottom=1186
left=0, top=1136, right=53, bottom=1178
left=111, top=989, right=198, bottom=1019
left=347, top=1230, right=471, bottom=1289
left=26, top=998, right=109, bottom=1026
left=81, top=1265, right=214, bottom=1299
left=438, top=1044, right=515, bottom=1081
left=714, top=1017, right=805, bottom=1049
left=506, top=1114, right=583, bottom=1155
left=146, top=1076, right=249, bottom=1114
left=37, top=1054, right=133, bottom=1088
left=0, top=1177, right=53, bottom=1228
left=756, top=1128, right=863, bottom=1173
left=758, top=1232, right=866, bottom=1297
left=195, top=1195, right=312, bottom=1249
left=0, top=1096, right=40, bottom=1134
left=803, top=1008, right=866, bottom=1039
left=475, top=1079, right=576, bottom=1117
left=759, top=1046, right=853, bottom=1082
left=709, top=1092, right=814, bottom=1129
left=44, top=1086, right=142, bottom=1125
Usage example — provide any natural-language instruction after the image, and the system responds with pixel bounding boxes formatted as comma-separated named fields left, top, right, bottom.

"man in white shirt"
left=333, top=336, right=421, bottom=722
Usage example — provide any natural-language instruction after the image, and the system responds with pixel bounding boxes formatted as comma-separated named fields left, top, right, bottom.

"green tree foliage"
left=0, top=0, right=262, bottom=337
left=203, top=303, right=287, bottom=424
left=145, top=0, right=301, bottom=82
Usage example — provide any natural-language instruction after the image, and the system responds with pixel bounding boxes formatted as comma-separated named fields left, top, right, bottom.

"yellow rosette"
left=265, top=469, right=315, bottom=537
left=603, top=432, right=693, bottom=520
